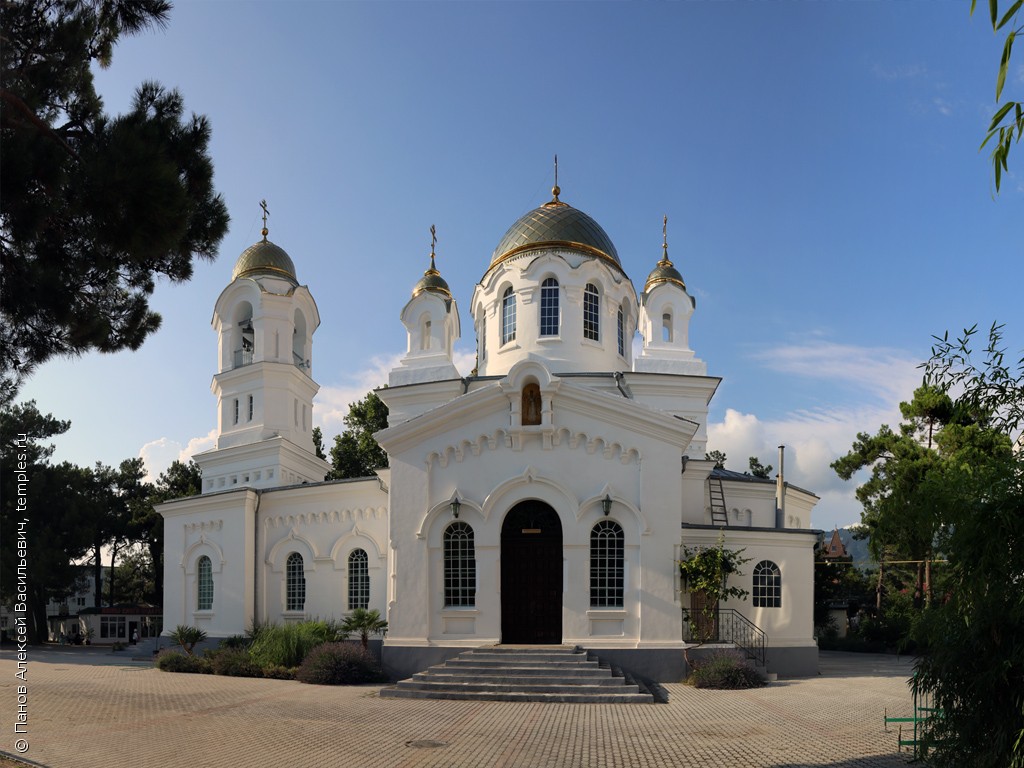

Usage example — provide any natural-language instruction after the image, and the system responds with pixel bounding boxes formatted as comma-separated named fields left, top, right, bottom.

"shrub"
left=296, top=642, right=384, bottom=685
left=341, top=608, right=387, bottom=650
left=219, top=634, right=250, bottom=650
left=157, top=650, right=212, bottom=674
left=248, top=620, right=345, bottom=669
left=169, top=624, right=207, bottom=656
left=261, top=665, right=298, bottom=680
left=689, top=650, right=765, bottom=690
left=211, top=648, right=263, bottom=678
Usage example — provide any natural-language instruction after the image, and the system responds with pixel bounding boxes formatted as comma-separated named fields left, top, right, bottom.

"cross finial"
left=260, top=199, right=270, bottom=239
left=660, top=214, right=673, bottom=266
left=428, top=224, right=438, bottom=271
left=551, top=154, right=561, bottom=202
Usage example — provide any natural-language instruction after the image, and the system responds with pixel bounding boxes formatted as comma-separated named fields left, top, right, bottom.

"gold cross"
left=260, top=199, right=269, bottom=230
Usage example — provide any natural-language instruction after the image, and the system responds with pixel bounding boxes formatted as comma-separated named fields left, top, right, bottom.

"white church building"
left=159, top=184, right=821, bottom=681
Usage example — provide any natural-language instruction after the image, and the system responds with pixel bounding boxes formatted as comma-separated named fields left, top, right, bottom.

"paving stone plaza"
left=1, top=648, right=913, bottom=767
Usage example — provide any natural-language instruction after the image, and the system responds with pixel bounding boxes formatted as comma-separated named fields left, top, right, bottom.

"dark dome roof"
left=490, top=191, right=621, bottom=272
left=412, top=256, right=452, bottom=299
left=644, top=257, right=686, bottom=293
left=232, top=238, right=297, bottom=283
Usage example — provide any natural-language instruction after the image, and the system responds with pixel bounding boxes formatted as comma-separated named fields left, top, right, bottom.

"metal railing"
left=233, top=348, right=254, bottom=368
left=885, top=673, right=941, bottom=759
left=682, top=607, right=766, bottom=667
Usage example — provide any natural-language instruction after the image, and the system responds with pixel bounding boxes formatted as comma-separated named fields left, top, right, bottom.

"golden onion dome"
left=644, top=216, right=686, bottom=293
left=489, top=186, right=622, bottom=273
left=644, top=257, right=686, bottom=293
left=412, top=255, right=452, bottom=299
left=232, top=236, right=297, bottom=283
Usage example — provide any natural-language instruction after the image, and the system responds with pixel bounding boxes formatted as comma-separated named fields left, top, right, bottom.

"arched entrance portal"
left=501, top=501, right=563, bottom=644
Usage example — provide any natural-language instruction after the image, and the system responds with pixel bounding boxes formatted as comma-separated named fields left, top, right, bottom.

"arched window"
left=617, top=305, right=625, bottom=357
left=197, top=555, right=213, bottom=611
left=540, top=277, right=559, bottom=337
left=286, top=552, right=306, bottom=611
left=662, top=312, right=673, bottom=342
left=348, top=549, right=369, bottom=610
left=444, top=521, right=476, bottom=607
left=583, top=284, right=600, bottom=341
left=590, top=520, right=624, bottom=607
left=753, top=560, right=781, bottom=608
left=501, top=287, right=516, bottom=345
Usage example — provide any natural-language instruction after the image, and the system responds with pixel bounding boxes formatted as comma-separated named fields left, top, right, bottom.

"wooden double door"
left=500, top=501, right=562, bottom=644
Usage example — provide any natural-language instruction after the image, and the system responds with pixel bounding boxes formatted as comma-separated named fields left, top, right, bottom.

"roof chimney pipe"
left=776, top=444, right=786, bottom=528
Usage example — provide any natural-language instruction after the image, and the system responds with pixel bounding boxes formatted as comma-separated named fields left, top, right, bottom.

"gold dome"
left=489, top=189, right=622, bottom=274
left=644, top=258, right=686, bottom=293
left=232, top=237, right=298, bottom=283
left=412, top=255, right=452, bottom=299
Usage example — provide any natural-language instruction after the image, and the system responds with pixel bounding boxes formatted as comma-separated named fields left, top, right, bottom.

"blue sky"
left=19, top=1, right=1022, bottom=531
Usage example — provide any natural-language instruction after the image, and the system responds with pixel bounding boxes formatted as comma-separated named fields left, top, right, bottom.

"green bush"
left=156, top=650, right=212, bottom=674
left=296, top=642, right=384, bottom=685
left=219, top=634, right=250, bottom=650
left=689, top=650, right=765, bottom=690
left=211, top=648, right=263, bottom=678
left=261, top=665, right=298, bottom=680
left=169, top=624, right=207, bottom=656
left=248, top=620, right=346, bottom=669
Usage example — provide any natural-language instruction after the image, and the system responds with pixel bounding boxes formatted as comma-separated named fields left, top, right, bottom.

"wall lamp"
left=602, top=494, right=613, bottom=516
left=450, top=496, right=461, bottom=519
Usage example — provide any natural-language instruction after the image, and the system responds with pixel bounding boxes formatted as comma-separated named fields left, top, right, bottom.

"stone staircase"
left=380, top=646, right=655, bottom=703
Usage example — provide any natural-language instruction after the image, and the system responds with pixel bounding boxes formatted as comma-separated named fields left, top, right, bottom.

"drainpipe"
left=776, top=445, right=785, bottom=529
left=253, top=488, right=262, bottom=628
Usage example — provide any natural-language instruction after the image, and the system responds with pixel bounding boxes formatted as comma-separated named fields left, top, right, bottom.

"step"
left=380, top=688, right=654, bottom=704
left=397, top=680, right=641, bottom=695
left=382, top=646, right=655, bottom=704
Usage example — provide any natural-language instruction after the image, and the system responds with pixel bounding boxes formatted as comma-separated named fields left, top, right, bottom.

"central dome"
left=490, top=191, right=621, bottom=272
left=232, top=237, right=297, bottom=283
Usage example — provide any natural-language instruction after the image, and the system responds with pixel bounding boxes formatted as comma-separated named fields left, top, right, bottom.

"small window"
left=197, top=555, right=213, bottom=610
left=501, top=287, right=517, bottom=345
left=753, top=560, right=781, bottom=608
left=348, top=549, right=369, bottom=610
left=662, top=312, right=673, bottom=342
left=480, top=315, right=487, bottom=360
left=617, top=305, right=625, bottom=357
left=233, top=398, right=239, bottom=425
left=286, top=552, right=306, bottom=611
left=590, top=520, right=624, bottom=607
left=422, top=319, right=432, bottom=350
left=584, top=284, right=600, bottom=341
left=444, top=521, right=476, bottom=607
left=248, top=395, right=254, bottom=422
left=540, top=278, right=559, bottom=337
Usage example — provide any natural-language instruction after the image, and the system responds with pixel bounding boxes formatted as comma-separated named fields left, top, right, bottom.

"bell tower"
left=635, top=216, right=706, bottom=376
left=194, top=202, right=330, bottom=493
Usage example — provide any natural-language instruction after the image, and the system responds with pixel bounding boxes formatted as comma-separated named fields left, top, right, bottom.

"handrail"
left=682, top=607, right=766, bottom=667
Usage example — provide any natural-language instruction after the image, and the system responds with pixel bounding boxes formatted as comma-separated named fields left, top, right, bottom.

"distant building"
left=160, top=185, right=822, bottom=680
left=821, top=528, right=852, bottom=562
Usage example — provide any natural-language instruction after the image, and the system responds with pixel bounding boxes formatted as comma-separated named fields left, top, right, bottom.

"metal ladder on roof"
left=709, top=476, right=729, bottom=526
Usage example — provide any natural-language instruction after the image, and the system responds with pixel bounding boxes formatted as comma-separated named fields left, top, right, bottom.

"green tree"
left=311, top=426, right=327, bottom=461
left=0, top=0, right=229, bottom=397
left=747, top=456, right=773, bottom=479
left=832, top=384, right=958, bottom=608
left=972, top=0, right=1023, bottom=191
left=145, top=459, right=202, bottom=603
left=328, top=391, right=389, bottom=480
left=911, top=323, right=1023, bottom=768
left=704, top=450, right=727, bottom=469
left=110, top=548, right=154, bottom=606
left=340, top=608, right=388, bottom=650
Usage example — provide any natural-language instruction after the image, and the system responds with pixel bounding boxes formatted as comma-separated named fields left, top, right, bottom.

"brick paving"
left=0, top=648, right=913, bottom=767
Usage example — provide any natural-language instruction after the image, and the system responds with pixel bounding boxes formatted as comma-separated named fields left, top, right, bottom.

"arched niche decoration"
left=521, top=383, right=542, bottom=425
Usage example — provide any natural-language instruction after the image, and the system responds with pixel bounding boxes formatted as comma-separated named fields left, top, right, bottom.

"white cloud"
left=933, top=97, right=953, bottom=116
left=872, top=62, right=927, bottom=80
left=314, top=349, right=478, bottom=438
left=709, top=340, right=922, bottom=528
left=138, top=429, right=217, bottom=483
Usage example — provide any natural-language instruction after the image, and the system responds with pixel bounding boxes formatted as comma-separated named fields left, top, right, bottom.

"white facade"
left=160, top=190, right=821, bottom=680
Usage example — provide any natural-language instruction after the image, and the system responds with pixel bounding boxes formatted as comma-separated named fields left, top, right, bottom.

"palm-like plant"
left=341, top=609, right=387, bottom=650
left=169, top=624, right=207, bottom=656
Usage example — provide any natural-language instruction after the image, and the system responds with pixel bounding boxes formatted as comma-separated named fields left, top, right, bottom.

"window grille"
left=286, top=552, right=306, bottom=611
left=197, top=555, right=213, bottom=610
left=444, top=522, right=476, bottom=607
left=617, top=305, right=625, bottom=356
left=590, top=520, right=624, bottom=607
left=501, top=287, right=517, bottom=345
left=753, top=560, right=781, bottom=608
left=348, top=549, right=369, bottom=610
left=540, top=278, right=559, bottom=336
left=584, top=284, right=600, bottom=341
